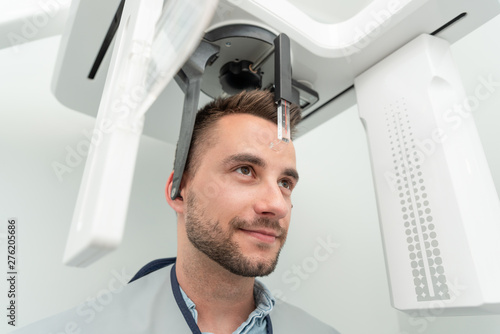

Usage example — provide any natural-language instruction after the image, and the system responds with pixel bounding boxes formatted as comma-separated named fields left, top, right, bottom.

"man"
left=144, top=89, right=338, bottom=333
left=13, top=90, right=338, bottom=333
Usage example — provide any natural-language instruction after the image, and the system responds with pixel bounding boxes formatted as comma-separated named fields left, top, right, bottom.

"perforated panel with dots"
left=385, top=98, right=450, bottom=302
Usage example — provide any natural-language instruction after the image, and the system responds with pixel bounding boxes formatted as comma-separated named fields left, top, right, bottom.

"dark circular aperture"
left=219, top=60, right=262, bottom=95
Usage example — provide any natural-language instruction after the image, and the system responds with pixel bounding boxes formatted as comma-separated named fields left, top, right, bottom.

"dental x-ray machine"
left=53, top=0, right=500, bottom=316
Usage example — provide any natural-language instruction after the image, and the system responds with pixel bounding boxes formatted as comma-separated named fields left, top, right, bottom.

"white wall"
left=261, top=13, right=500, bottom=334
left=0, top=36, right=179, bottom=333
left=2, top=11, right=500, bottom=334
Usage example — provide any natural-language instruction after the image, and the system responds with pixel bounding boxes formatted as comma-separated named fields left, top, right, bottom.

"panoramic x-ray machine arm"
left=62, top=0, right=219, bottom=267
left=59, top=0, right=500, bottom=316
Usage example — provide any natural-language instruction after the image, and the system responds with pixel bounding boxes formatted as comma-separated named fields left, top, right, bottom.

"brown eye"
left=236, top=166, right=252, bottom=176
left=279, top=179, right=293, bottom=190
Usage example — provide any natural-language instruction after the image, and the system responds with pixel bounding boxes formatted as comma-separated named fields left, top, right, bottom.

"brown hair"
left=180, top=89, right=301, bottom=177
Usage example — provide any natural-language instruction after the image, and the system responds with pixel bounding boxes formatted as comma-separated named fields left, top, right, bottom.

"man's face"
left=183, top=113, right=298, bottom=277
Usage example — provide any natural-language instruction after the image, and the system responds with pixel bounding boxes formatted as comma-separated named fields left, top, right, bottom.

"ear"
left=165, top=170, right=185, bottom=214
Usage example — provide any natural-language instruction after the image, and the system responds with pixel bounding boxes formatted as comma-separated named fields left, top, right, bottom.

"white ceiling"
left=286, top=0, right=374, bottom=23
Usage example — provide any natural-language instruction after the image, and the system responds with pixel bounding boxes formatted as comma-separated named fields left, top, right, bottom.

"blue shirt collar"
left=180, top=279, right=275, bottom=334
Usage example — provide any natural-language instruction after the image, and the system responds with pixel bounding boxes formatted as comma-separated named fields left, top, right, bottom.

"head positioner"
left=170, top=25, right=309, bottom=200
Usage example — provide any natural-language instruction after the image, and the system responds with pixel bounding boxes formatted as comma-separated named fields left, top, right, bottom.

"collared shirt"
left=180, top=279, right=275, bottom=334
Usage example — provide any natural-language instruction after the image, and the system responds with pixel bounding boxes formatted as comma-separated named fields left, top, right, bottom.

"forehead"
left=203, top=113, right=296, bottom=165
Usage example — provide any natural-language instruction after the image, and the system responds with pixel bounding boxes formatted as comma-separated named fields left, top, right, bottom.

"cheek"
left=222, top=186, right=254, bottom=210
left=282, top=211, right=292, bottom=230
left=196, top=180, right=223, bottom=202
left=193, top=169, right=265, bottom=217
left=216, top=183, right=257, bottom=220
left=191, top=180, right=248, bottom=215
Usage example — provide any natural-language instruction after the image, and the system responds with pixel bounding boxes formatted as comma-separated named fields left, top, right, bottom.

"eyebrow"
left=283, top=168, right=300, bottom=183
left=222, top=153, right=300, bottom=183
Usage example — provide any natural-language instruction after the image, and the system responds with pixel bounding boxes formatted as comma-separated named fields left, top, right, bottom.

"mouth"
left=239, top=228, right=279, bottom=243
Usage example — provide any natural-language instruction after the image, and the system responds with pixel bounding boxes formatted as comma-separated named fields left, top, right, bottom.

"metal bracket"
left=274, top=33, right=294, bottom=103
left=170, top=40, right=220, bottom=200
left=170, top=26, right=318, bottom=199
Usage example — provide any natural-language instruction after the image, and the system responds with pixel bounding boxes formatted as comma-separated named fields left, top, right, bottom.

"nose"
left=253, top=180, right=289, bottom=219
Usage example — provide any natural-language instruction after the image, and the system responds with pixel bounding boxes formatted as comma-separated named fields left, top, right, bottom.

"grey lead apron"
left=12, top=258, right=339, bottom=333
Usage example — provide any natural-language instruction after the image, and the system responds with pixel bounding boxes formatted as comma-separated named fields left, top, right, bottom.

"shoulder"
left=271, top=299, right=340, bottom=334
left=12, top=264, right=179, bottom=334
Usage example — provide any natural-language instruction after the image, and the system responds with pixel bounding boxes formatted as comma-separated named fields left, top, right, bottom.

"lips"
left=240, top=228, right=279, bottom=243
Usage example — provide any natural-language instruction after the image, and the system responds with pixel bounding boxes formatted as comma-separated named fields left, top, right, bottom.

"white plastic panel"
left=355, top=34, right=500, bottom=315
left=240, top=0, right=500, bottom=58
left=62, top=0, right=219, bottom=267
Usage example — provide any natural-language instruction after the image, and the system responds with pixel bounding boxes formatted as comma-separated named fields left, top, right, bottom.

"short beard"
left=184, top=193, right=287, bottom=277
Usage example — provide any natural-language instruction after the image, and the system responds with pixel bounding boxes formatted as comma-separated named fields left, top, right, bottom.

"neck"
left=176, top=226, right=256, bottom=333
